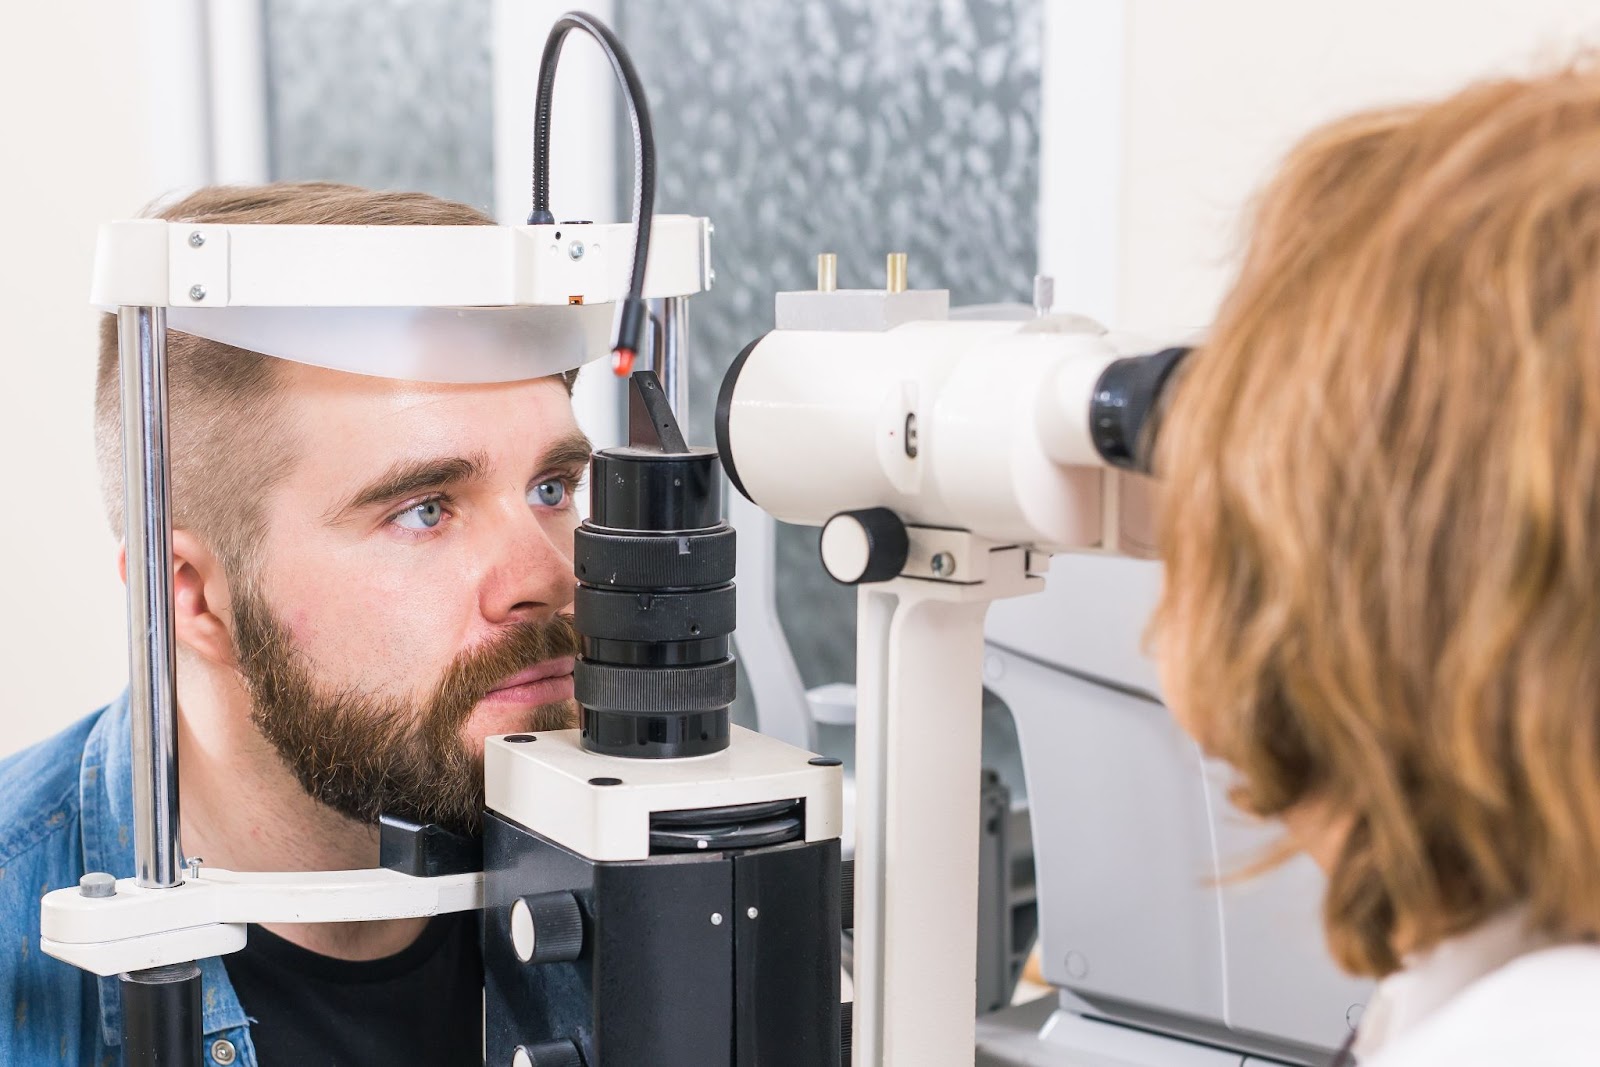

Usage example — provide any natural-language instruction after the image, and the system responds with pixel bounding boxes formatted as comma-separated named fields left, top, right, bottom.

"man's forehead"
left=276, top=362, right=581, bottom=474
left=280, top=358, right=571, bottom=406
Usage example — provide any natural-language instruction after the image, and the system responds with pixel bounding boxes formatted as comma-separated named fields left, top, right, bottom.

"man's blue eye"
left=530, top=480, right=567, bottom=508
left=395, top=500, right=445, bottom=530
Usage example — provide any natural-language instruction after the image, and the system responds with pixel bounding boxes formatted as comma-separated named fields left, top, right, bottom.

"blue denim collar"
left=78, top=692, right=251, bottom=1046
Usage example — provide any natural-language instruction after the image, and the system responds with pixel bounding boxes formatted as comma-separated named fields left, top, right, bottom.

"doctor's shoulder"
left=1368, top=944, right=1600, bottom=1067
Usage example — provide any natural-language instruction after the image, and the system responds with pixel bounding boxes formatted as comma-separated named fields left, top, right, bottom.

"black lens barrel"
left=1088, top=346, right=1192, bottom=475
left=575, top=401, right=736, bottom=758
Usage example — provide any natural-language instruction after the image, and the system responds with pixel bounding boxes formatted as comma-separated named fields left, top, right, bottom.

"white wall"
left=1113, top=0, right=1600, bottom=337
left=0, top=3, right=192, bottom=756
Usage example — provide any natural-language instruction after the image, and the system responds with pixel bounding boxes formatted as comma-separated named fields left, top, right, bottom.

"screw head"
left=567, top=240, right=586, bottom=260
left=78, top=872, right=116, bottom=898
left=188, top=284, right=206, bottom=302
left=710, top=912, right=724, bottom=926
left=747, top=907, right=759, bottom=919
left=931, top=551, right=956, bottom=577
left=188, top=231, right=205, bottom=248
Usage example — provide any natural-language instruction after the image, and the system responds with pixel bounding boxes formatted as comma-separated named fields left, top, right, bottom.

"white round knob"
left=510, top=897, right=537, bottom=963
left=820, top=508, right=908, bottom=585
left=509, top=892, right=583, bottom=965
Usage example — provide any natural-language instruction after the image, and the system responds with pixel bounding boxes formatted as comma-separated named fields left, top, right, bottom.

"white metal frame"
left=848, top=533, right=1047, bottom=1067
left=92, top=217, right=711, bottom=309
left=486, top=726, right=843, bottom=862
left=730, top=490, right=816, bottom=750
left=42, top=868, right=483, bottom=978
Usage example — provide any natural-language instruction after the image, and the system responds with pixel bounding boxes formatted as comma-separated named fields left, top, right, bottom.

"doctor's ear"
left=167, top=529, right=240, bottom=670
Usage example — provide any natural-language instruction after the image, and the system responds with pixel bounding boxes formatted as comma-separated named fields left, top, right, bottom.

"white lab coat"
left=1358, top=909, right=1600, bottom=1066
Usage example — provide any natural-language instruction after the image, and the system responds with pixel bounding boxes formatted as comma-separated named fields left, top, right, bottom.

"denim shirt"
left=0, top=695, right=257, bottom=1066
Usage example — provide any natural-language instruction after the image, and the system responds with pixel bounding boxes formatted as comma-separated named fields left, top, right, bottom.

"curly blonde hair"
left=1153, top=63, right=1600, bottom=977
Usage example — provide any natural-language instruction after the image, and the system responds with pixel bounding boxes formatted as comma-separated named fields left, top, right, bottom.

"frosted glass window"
left=618, top=0, right=1044, bottom=687
left=263, top=0, right=494, bottom=212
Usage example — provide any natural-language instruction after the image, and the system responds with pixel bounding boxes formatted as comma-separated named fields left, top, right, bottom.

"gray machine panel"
left=991, top=651, right=1225, bottom=1023
left=987, top=554, right=1165, bottom=697
left=986, top=555, right=1369, bottom=1063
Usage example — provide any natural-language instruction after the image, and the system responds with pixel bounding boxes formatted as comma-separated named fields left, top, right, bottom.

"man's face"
left=230, top=362, right=590, bottom=835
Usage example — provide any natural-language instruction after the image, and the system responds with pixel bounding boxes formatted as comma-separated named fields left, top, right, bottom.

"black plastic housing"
left=483, top=810, right=842, bottom=1067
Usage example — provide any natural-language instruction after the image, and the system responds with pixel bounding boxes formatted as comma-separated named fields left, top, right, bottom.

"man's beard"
left=231, top=585, right=580, bottom=836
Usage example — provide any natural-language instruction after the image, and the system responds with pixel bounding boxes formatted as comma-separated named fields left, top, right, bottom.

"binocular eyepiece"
left=713, top=319, right=1190, bottom=553
left=1088, top=346, right=1191, bottom=476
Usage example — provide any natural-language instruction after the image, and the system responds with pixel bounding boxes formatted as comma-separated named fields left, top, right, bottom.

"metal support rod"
left=729, top=492, right=814, bottom=750
left=660, top=295, right=690, bottom=425
left=120, top=964, right=203, bottom=1067
left=850, top=549, right=1041, bottom=1066
left=852, top=586, right=989, bottom=1066
left=119, top=306, right=183, bottom=889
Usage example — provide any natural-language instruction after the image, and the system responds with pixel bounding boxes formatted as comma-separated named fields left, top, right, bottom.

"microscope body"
left=720, top=275, right=1367, bottom=1066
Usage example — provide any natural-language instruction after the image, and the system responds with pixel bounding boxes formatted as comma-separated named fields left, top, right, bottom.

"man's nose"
left=479, top=503, right=577, bottom=624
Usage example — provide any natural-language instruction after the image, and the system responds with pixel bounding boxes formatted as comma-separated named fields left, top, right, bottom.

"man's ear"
left=169, top=529, right=240, bottom=669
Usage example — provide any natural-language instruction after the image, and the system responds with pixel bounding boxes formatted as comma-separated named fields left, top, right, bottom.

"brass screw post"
left=886, top=252, right=908, bottom=294
left=817, top=252, right=838, bottom=292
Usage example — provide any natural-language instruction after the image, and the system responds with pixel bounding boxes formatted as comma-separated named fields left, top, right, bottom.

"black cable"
left=529, top=12, right=654, bottom=374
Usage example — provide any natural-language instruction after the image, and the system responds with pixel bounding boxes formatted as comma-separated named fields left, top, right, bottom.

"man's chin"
left=462, top=697, right=579, bottom=749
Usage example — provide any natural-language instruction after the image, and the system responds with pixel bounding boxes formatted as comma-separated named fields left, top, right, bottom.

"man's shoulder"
left=0, top=709, right=103, bottom=867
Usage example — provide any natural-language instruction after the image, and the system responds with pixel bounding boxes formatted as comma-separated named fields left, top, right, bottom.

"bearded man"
left=0, top=182, right=590, bottom=1066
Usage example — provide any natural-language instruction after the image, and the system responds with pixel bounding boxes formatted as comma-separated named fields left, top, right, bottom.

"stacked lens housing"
left=572, top=373, right=736, bottom=758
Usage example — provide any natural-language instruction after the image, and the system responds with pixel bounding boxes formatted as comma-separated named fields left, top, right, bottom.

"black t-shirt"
left=223, top=914, right=483, bottom=1066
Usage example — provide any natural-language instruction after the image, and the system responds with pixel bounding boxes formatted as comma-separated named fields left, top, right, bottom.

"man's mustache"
left=424, top=613, right=582, bottom=732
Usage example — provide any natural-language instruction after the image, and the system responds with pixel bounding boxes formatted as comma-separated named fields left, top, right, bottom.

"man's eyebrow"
left=537, top=430, right=595, bottom=475
left=328, top=451, right=489, bottom=523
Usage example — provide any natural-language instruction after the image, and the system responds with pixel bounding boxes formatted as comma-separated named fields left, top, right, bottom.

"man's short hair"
left=1152, top=63, right=1600, bottom=976
left=94, top=181, right=569, bottom=572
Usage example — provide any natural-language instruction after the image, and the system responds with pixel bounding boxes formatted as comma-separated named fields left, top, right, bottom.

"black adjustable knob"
left=819, top=508, right=910, bottom=585
left=509, top=892, right=583, bottom=965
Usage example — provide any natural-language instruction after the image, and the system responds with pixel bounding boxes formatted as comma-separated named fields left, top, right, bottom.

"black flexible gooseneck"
left=528, top=12, right=654, bottom=377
